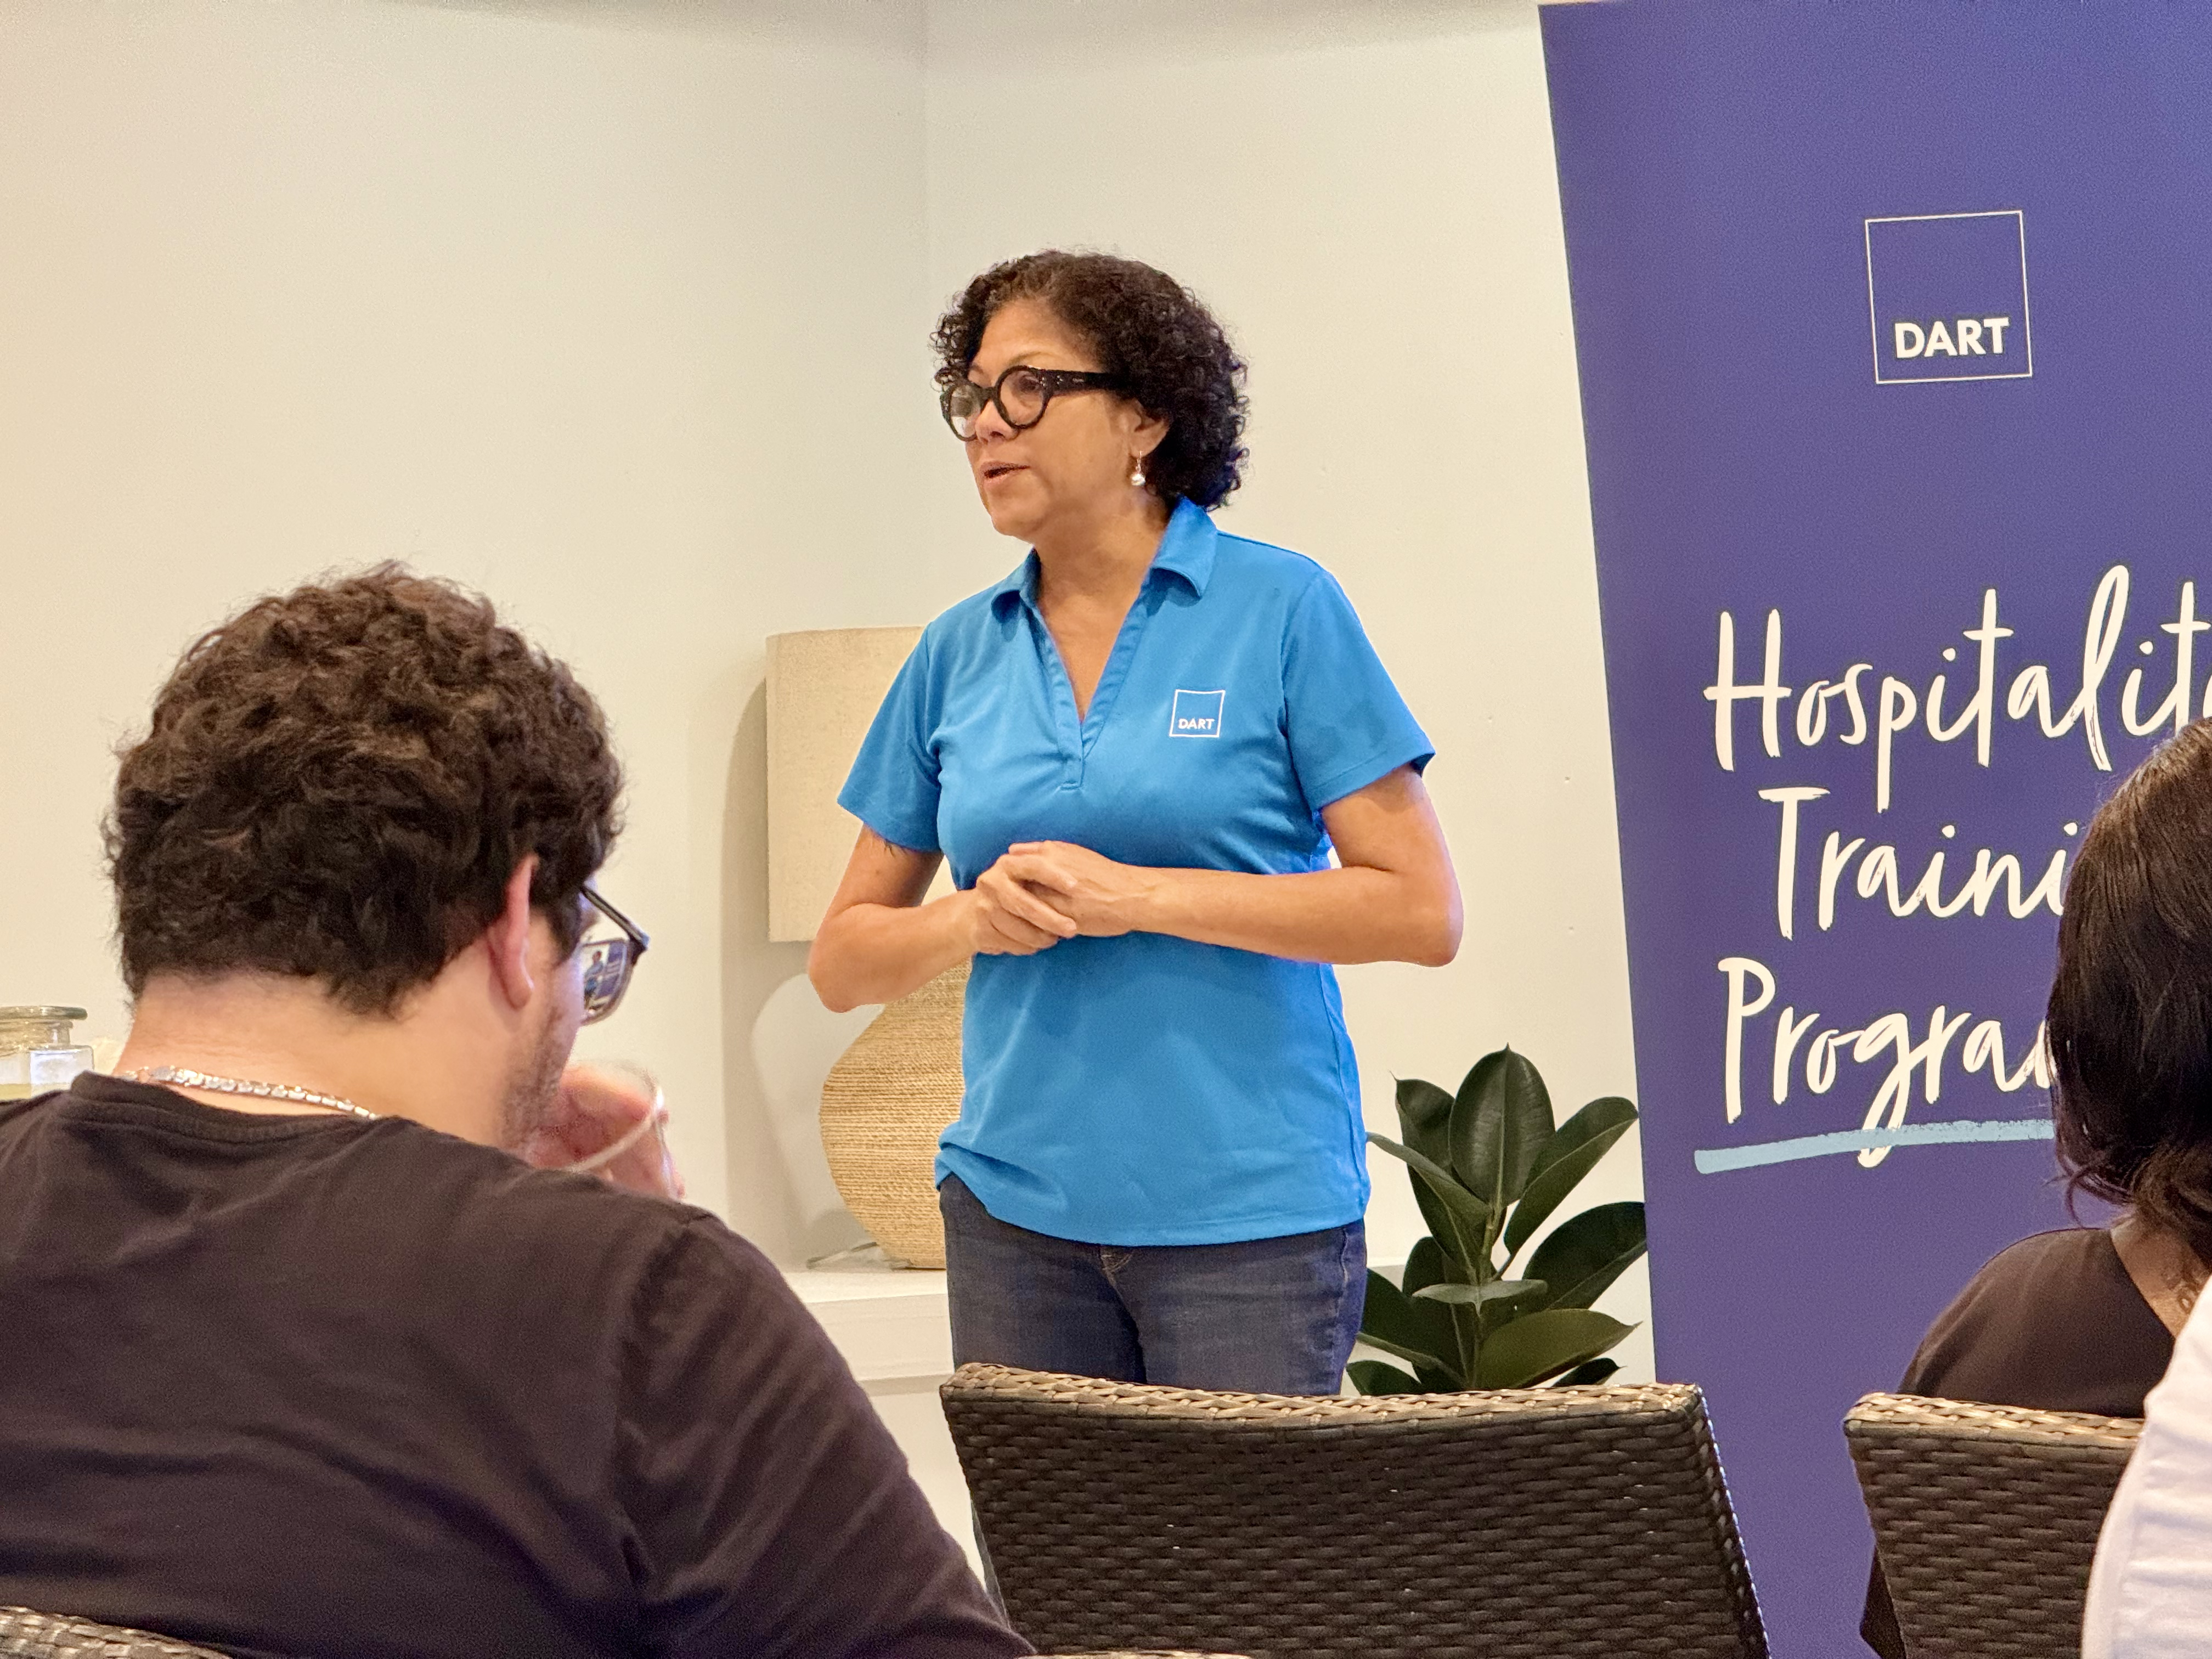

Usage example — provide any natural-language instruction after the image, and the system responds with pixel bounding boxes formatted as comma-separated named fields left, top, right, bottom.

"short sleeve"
left=618, top=1219, right=1026, bottom=1659
left=2084, top=1292, right=2212, bottom=1659
left=1282, top=570, right=1434, bottom=810
left=837, top=636, right=943, bottom=854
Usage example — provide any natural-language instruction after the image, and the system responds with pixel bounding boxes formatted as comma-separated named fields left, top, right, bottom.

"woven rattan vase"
left=819, top=960, right=968, bottom=1268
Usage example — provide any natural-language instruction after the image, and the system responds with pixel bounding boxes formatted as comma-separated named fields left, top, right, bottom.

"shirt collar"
left=1149, top=497, right=1218, bottom=597
left=987, top=555, right=1039, bottom=614
left=988, top=498, right=1217, bottom=614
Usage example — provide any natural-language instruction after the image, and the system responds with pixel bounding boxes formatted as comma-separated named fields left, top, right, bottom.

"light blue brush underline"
left=1694, top=1118, right=2055, bottom=1173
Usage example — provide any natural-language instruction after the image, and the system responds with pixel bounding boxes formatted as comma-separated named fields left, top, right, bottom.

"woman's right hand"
left=811, top=830, right=1077, bottom=1011
left=963, top=855, right=1080, bottom=955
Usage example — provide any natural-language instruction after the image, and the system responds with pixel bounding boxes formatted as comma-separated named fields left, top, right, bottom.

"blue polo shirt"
left=839, top=499, right=1432, bottom=1246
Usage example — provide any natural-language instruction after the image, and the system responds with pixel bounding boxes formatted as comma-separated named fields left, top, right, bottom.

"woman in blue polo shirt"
left=810, top=251, right=1461, bottom=1397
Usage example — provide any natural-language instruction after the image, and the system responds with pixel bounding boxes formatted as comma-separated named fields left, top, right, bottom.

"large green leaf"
left=1411, top=1173, right=1485, bottom=1282
left=1401, top=1234, right=1454, bottom=1297
left=1527, top=1096, right=1638, bottom=1185
left=1475, top=1308, right=1634, bottom=1389
left=1353, top=1339, right=1462, bottom=1391
left=1358, top=1271, right=1459, bottom=1384
left=1451, top=1047, right=1555, bottom=1214
left=1356, top=1328, right=1450, bottom=1376
left=1395, top=1076, right=1455, bottom=1169
left=1413, top=1278, right=1549, bottom=1312
left=1395, top=1235, right=1469, bottom=1377
left=1371, top=1132, right=1493, bottom=1278
left=1367, top=1261, right=1458, bottom=1372
left=1502, top=1104, right=1637, bottom=1261
left=1525, top=1201, right=1649, bottom=1311
left=1359, top=1268, right=1433, bottom=1353
left=1370, top=1134, right=1491, bottom=1231
left=1347, top=1359, right=1425, bottom=1396
left=1415, top=1355, right=1462, bottom=1390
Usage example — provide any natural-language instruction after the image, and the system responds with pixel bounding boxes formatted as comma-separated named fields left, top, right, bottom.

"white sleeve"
left=2084, top=1293, right=2212, bottom=1657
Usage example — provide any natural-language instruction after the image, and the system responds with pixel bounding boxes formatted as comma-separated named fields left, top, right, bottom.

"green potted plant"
left=1351, top=1045, right=1647, bottom=1393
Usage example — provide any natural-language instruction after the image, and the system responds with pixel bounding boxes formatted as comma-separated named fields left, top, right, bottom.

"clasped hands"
left=963, top=840, right=1158, bottom=957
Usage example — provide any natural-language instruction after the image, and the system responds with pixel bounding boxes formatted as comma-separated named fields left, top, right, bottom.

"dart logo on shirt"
left=1170, top=689, right=1226, bottom=737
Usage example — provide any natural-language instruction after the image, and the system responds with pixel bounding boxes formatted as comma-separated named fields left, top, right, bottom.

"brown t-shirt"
left=1860, top=1227, right=2174, bottom=1657
left=0, top=1073, right=1026, bottom=1659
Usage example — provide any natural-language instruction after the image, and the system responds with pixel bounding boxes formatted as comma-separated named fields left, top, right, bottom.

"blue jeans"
left=938, top=1174, right=1365, bottom=1396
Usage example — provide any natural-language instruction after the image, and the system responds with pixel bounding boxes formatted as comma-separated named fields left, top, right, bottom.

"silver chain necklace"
left=123, top=1065, right=379, bottom=1120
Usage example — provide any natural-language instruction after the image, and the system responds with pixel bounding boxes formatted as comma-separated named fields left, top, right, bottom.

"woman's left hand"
left=1001, top=841, right=1158, bottom=938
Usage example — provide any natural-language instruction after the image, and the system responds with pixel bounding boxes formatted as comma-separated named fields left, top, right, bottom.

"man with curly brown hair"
left=0, top=567, right=1024, bottom=1659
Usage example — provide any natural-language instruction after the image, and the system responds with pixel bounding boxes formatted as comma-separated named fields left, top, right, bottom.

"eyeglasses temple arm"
left=582, top=884, right=650, bottom=954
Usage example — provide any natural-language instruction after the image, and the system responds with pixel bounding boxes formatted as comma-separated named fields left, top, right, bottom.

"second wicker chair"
left=1845, top=1391, right=2141, bottom=1659
left=941, top=1364, right=1767, bottom=1659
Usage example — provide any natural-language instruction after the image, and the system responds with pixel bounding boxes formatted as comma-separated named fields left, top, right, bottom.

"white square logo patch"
left=1170, top=689, right=1225, bottom=738
left=1864, top=209, right=2033, bottom=385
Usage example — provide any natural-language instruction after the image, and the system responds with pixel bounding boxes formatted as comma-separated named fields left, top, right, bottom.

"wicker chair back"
left=1844, top=1391, right=2140, bottom=1658
left=941, top=1365, right=1767, bottom=1659
left=0, top=1609, right=227, bottom=1659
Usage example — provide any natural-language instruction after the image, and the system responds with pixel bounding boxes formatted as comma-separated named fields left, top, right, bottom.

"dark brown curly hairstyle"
left=932, top=250, right=1249, bottom=510
left=106, top=565, right=623, bottom=1016
left=2051, top=716, right=2212, bottom=1263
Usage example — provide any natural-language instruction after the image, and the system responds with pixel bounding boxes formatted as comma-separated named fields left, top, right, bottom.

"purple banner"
left=1542, top=2, right=2212, bottom=1650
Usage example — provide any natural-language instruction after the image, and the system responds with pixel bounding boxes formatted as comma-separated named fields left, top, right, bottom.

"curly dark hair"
left=931, top=250, right=1249, bottom=510
left=106, top=564, right=623, bottom=1016
left=2051, top=717, right=2212, bottom=1263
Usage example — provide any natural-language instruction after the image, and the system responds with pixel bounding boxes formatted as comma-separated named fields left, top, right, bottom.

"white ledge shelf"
left=785, top=1265, right=952, bottom=1384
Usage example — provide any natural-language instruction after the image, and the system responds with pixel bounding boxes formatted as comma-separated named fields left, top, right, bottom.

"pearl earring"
left=1130, top=462, right=1147, bottom=488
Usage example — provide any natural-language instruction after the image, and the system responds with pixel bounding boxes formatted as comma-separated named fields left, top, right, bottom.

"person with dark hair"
left=0, top=567, right=1024, bottom=1659
left=1861, top=718, right=2212, bottom=1656
left=810, top=250, right=1462, bottom=1397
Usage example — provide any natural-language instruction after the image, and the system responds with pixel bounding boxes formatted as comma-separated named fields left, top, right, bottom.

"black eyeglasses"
left=578, top=885, right=649, bottom=1025
left=940, top=365, right=1126, bottom=440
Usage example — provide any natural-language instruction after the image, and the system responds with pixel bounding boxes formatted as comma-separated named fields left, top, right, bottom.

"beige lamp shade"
left=766, top=626, right=924, bottom=943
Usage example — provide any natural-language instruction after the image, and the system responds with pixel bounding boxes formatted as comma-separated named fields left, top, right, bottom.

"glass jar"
left=0, top=1007, right=94, bottom=1100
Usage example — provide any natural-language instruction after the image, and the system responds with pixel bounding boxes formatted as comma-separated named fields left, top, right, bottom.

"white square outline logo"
left=1864, top=209, right=2034, bottom=385
left=1170, top=688, right=1226, bottom=738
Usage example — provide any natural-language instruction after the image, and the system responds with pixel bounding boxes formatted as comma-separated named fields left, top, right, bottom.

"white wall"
left=0, top=0, right=947, bottom=1252
left=922, top=0, right=1649, bottom=1374
left=0, top=0, right=1641, bottom=1370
